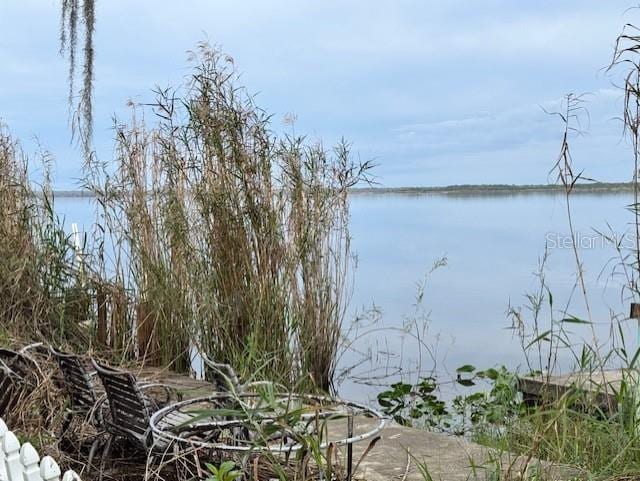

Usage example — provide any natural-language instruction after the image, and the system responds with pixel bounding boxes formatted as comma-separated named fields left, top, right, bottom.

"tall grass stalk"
left=0, top=124, right=89, bottom=346
left=1, top=44, right=371, bottom=394
left=77, top=44, right=371, bottom=390
left=398, top=15, right=640, bottom=481
left=471, top=20, right=640, bottom=479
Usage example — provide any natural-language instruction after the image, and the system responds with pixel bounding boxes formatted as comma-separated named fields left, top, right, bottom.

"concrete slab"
left=140, top=367, right=571, bottom=480
left=338, top=421, right=571, bottom=481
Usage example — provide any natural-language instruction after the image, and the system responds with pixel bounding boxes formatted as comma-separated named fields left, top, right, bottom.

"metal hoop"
left=150, top=392, right=386, bottom=453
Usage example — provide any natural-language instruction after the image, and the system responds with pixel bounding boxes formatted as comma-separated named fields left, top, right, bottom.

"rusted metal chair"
left=51, top=348, right=106, bottom=428
left=0, top=351, right=21, bottom=417
left=199, top=353, right=242, bottom=393
left=91, top=360, right=187, bottom=480
left=50, top=347, right=108, bottom=470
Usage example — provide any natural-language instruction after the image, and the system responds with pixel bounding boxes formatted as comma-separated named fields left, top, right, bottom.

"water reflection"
left=54, top=191, right=637, bottom=403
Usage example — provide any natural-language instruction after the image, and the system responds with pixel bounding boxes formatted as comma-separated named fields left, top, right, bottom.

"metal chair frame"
left=199, top=352, right=286, bottom=394
left=50, top=347, right=108, bottom=471
left=91, top=360, right=182, bottom=480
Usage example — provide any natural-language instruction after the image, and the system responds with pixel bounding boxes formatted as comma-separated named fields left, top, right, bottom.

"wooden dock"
left=517, top=369, right=628, bottom=411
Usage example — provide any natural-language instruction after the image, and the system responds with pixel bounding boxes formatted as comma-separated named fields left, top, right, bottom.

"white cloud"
left=0, top=0, right=636, bottom=187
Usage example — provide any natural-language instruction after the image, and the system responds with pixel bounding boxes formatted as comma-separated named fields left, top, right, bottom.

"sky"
left=0, top=0, right=637, bottom=188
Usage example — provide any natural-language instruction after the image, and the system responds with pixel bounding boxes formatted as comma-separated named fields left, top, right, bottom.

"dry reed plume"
left=0, top=43, right=372, bottom=394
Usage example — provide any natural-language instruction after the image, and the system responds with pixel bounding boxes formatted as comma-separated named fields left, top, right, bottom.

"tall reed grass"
left=0, top=44, right=371, bottom=393
left=0, top=125, right=90, bottom=346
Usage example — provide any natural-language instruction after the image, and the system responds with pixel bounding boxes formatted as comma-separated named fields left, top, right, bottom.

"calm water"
left=54, top=192, right=637, bottom=402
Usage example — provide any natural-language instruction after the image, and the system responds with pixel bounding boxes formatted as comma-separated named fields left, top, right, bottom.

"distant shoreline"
left=51, top=182, right=635, bottom=198
left=350, top=182, right=635, bottom=196
left=51, top=190, right=95, bottom=198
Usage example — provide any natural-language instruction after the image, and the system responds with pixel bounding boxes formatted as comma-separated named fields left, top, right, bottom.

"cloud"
left=0, top=0, right=635, bottom=188
left=392, top=91, right=620, bottom=156
left=352, top=89, right=629, bottom=186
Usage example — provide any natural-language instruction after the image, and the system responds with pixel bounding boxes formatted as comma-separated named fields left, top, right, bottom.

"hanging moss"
left=59, top=0, right=95, bottom=160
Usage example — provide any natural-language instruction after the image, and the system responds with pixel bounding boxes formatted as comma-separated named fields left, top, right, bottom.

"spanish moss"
left=59, top=0, right=95, bottom=160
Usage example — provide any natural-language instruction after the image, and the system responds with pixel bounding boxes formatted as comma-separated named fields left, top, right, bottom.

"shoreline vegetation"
left=5, top=13, right=640, bottom=479
left=351, top=181, right=634, bottom=196
left=1, top=44, right=372, bottom=396
left=50, top=182, right=635, bottom=198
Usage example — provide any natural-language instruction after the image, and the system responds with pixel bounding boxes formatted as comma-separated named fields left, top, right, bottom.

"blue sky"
left=0, top=0, right=636, bottom=188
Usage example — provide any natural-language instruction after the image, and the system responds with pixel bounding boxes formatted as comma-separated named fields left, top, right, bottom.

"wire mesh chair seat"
left=149, top=391, right=386, bottom=480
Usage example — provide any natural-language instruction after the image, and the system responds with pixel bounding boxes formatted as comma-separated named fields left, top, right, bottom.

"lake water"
left=54, top=191, right=637, bottom=403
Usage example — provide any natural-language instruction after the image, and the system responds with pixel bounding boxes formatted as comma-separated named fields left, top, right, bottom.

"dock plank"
left=518, top=369, right=625, bottom=411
